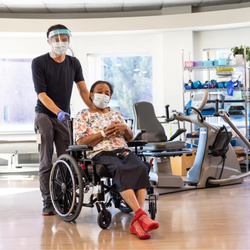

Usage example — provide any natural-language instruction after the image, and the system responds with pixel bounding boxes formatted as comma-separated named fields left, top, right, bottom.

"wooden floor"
left=1, top=174, right=250, bottom=250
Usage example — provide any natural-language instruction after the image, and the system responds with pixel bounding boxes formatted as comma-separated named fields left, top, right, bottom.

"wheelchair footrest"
left=82, top=203, right=94, bottom=208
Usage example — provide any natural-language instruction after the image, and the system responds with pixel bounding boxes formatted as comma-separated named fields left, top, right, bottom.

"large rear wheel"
left=50, top=154, right=83, bottom=222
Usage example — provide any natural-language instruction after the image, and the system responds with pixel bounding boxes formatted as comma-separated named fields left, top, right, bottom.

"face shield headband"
left=48, top=29, right=71, bottom=41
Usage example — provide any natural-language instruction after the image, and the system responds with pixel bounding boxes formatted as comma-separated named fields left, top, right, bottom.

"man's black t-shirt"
left=32, top=53, right=84, bottom=118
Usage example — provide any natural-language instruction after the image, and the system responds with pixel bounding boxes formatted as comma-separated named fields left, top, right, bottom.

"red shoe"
left=138, top=213, right=159, bottom=232
left=130, top=220, right=151, bottom=239
left=135, top=209, right=159, bottom=232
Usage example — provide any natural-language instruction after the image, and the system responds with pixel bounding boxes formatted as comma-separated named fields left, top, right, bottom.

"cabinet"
left=171, top=148, right=197, bottom=176
left=182, top=47, right=250, bottom=168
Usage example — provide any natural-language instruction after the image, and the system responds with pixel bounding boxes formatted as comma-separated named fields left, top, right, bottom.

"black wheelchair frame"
left=49, top=117, right=157, bottom=229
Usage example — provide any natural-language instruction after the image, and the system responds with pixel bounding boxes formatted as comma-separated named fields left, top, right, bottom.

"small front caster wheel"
left=149, top=201, right=156, bottom=220
left=97, top=210, right=112, bottom=229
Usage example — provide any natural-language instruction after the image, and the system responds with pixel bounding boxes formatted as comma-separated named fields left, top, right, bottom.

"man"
left=32, top=24, right=91, bottom=216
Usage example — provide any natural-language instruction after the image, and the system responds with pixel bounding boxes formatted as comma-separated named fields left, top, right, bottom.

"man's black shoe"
left=42, top=203, right=56, bottom=216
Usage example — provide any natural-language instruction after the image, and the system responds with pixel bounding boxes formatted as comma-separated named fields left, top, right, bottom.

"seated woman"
left=73, top=80, right=159, bottom=239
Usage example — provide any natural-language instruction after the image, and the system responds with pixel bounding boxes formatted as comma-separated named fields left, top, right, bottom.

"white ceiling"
left=0, top=0, right=249, bottom=13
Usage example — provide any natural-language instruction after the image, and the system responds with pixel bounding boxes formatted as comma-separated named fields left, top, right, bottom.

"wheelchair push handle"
left=65, top=115, right=74, bottom=145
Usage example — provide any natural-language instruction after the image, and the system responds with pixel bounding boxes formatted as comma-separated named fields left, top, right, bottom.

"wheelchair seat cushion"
left=142, top=140, right=187, bottom=152
left=92, top=149, right=150, bottom=192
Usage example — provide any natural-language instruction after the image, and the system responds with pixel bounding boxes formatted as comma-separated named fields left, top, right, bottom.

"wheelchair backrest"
left=132, top=102, right=167, bottom=142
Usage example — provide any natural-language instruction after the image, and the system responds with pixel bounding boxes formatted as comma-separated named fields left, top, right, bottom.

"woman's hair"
left=89, top=80, right=114, bottom=101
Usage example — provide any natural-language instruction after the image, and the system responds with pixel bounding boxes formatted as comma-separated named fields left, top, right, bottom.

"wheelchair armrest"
left=168, top=128, right=186, bottom=141
left=127, top=140, right=148, bottom=148
left=134, top=129, right=146, bottom=141
left=67, top=145, right=93, bottom=152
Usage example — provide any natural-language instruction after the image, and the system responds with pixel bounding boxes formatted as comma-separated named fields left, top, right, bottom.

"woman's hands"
left=104, top=121, right=128, bottom=139
left=77, top=120, right=134, bottom=147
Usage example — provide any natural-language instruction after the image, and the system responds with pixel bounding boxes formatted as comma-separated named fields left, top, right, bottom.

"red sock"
left=130, top=219, right=151, bottom=239
left=135, top=208, right=144, bottom=218
left=135, top=208, right=159, bottom=232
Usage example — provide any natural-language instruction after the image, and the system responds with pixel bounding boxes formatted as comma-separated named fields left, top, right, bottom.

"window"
left=0, top=57, right=36, bottom=132
left=88, top=54, right=153, bottom=118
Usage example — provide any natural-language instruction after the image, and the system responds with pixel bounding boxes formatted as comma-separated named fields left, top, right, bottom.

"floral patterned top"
left=73, top=109, right=131, bottom=158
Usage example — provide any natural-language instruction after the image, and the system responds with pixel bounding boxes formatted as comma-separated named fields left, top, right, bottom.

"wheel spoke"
left=54, top=190, right=63, bottom=202
left=66, top=178, right=73, bottom=187
left=66, top=190, right=72, bottom=206
left=63, top=193, right=68, bottom=213
left=75, top=186, right=80, bottom=196
left=53, top=178, right=63, bottom=187
left=65, top=166, right=72, bottom=186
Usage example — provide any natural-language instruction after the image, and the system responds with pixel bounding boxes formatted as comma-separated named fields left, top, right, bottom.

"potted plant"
left=230, top=45, right=250, bottom=65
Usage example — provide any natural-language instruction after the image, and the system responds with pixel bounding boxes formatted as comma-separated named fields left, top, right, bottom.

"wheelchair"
left=49, top=117, right=157, bottom=229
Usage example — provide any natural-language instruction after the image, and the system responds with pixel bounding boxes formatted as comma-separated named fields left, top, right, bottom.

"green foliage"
left=102, top=56, right=153, bottom=118
left=231, top=45, right=250, bottom=61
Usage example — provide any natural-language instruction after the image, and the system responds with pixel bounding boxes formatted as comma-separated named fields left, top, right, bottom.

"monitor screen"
left=193, top=93, right=204, bottom=102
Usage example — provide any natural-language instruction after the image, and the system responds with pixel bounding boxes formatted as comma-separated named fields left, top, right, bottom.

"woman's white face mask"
left=93, top=93, right=110, bottom=109
left=52, top=42, right=69, bottom=55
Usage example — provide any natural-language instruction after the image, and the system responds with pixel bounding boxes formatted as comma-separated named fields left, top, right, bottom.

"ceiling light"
left=134, top=68, right=140, bottom=72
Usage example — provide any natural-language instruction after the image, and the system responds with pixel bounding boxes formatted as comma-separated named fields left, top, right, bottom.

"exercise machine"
left=136, top=89, right=250, bottom=194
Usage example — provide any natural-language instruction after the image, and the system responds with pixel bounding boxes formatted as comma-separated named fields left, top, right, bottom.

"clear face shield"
left=48, top=29, right=71, bottom=57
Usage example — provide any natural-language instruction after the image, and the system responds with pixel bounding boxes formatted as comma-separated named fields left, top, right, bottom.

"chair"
left=132, top=102, right=191, bottom=189
left=49, top=117, right=157, bottom=229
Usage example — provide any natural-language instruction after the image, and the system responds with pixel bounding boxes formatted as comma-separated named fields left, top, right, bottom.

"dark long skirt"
left=92, top=149, right=150, bottom=192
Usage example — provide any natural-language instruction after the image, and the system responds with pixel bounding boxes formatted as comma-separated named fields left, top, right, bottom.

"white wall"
left=162, top=30, right=193, bottom=112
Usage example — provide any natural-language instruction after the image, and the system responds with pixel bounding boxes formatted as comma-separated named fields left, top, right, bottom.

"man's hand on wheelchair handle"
left=57, top=110, right=71, bottom=122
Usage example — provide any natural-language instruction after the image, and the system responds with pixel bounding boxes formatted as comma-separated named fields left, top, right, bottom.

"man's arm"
left=77, top=81, right=92, bottom=108
left=38, top=92, right=61, bottom=115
